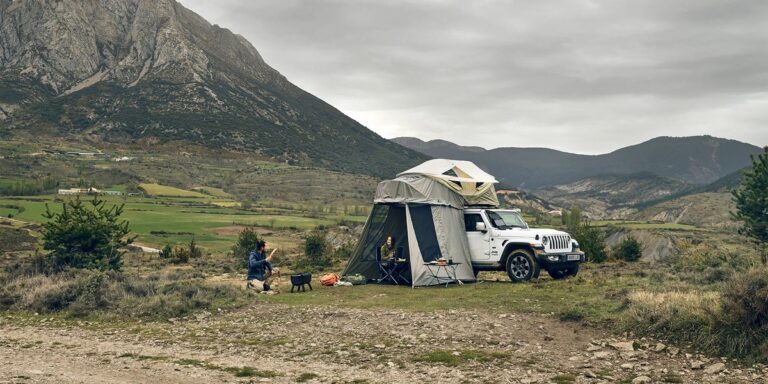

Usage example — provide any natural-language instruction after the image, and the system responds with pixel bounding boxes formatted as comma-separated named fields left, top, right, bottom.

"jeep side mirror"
left=475, top=222, right=487, bottom=232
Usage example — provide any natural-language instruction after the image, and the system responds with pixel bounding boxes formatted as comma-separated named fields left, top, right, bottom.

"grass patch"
left=138, top=183, right=209, bottom=198
left=662, top=374, right=684, bottom=383
left=173, top=358, right=277, bottom=378
left=296, top=372, right=320, bottom=382
left=558, top=307, right=585, bottom=322
left=551, top=374, right=576, bottom=384
left=413, top=350, right=509, bottom=366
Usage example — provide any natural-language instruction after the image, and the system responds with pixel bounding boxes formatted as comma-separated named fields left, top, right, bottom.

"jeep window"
left=464, top=214, right=484, bottom=232
left=487, top=210, right=528, bottom=229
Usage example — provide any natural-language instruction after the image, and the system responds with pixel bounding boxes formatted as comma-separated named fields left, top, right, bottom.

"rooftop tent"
left=343, top=159, right=500, bottom=287
left=398, top=159, right=499, bottom=207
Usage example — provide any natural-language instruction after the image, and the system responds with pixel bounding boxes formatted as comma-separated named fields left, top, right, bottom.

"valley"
left=1, top=0, right=767, bottom=382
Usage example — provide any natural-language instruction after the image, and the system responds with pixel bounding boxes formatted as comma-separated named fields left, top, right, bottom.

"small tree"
left=42, top=196, right=134, bottom=271
left=576, top=226, right=608, bottom=263
left=232, top=228, right=260, bottom=267
left=732, top=147, right=768, bottom=264
left=188, top=238, right=203, bottom=259
left=295, top=230, right=331, bottom=271
left=614, top=235, right=642, bottom=262
left=566, top=206, right=582, bottom=234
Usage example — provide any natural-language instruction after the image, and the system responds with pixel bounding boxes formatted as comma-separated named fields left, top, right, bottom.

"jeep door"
left=464, top=212, right=491, bottom=260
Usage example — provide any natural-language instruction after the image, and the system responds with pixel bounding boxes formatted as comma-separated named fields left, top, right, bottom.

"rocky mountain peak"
left=0, top=0, right=278, bottom=97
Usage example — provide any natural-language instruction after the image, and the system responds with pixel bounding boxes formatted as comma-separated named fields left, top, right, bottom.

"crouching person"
left=247, top=240, right=277, bottom=293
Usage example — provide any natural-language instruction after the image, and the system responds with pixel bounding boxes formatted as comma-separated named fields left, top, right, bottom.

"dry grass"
left=626, top=290, right=721, bottom=321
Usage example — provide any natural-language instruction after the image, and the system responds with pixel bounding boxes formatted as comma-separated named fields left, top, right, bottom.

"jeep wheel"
left=547, top=264, right=580, bottom=280
left=506, top=250, right=539, bottom=283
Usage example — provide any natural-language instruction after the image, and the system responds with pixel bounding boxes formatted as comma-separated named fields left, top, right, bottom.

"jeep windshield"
left=487, top=210, right=528, bottom=230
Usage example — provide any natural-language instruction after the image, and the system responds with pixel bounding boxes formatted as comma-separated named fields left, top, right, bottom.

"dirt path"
left=1, top=305, right=766, bottom=383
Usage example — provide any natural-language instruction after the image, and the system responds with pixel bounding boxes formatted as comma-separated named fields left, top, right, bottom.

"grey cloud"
left=179, top=0, right=768, bottom=153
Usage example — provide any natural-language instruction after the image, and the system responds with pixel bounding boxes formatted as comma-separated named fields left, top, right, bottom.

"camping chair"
left=394, top=246, right=411, bottom=285
left=376, top=247, right=400, bottom=285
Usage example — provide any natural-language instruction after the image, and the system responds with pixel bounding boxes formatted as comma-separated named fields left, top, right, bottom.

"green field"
left=193, top=186, right=233, bottom=198
left=0, top=195, right=357, bottom=252
left=138, top=183, right=210, bottom=198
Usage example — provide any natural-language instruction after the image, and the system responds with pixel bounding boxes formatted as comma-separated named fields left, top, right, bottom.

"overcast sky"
left=180, top=0, right=767, bottom=154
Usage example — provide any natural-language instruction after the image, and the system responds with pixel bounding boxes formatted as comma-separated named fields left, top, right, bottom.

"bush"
left=0, top=268, right=250, bottom=319
left=232, top=227, right=260, bottom=268
left=575, top=226, right=608, bottom=263
left=159, top=239, right=203, bottom=264
left=42, top=196, right=134, bottom=271
left=624, top=268, right=768, bottom=361
left=294, top=230, right=332, bottom=272
left=614, top=236, right=642, bottom=262
left=714, top=268, right=768, bottom=359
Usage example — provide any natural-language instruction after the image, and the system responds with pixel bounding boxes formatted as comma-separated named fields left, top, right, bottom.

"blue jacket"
left=248, top=250, right=272, bottom=281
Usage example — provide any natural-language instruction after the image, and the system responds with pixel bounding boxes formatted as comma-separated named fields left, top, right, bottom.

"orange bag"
left=320, top=273, right=340, bottom=286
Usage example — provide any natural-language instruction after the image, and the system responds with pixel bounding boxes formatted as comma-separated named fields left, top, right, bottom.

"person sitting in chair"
left=248, top=240, right=277, bottom=293
left=380, top=236, right=396, bottom=263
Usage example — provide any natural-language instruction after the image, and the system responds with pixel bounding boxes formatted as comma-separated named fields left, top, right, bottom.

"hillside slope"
left=393, top=136, right=762, bottom=187
left=536, top=173, right=692, bottom=219
left=0, top=0, right=426, bottom=177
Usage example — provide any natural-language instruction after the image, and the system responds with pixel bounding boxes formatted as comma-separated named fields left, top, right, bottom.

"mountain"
left=392, top=136, right=762, bottom=188
left=0, top=0, right=426, bottom=178
left=536, top=172, right=692, bottom=219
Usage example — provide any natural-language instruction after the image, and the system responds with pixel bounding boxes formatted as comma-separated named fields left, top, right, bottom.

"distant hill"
left=392, top=136, right=762, bottom=188
left=0, top=0, right=426, bottom=178
left=634, top=192, right=737, bottom=229
left=536, top=173, right=692, bottom=219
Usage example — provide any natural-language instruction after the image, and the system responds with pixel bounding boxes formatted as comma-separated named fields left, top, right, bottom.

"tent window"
left=409, top=205, right=443, bottom=262
left=442, top=169, right=459, bottom=177
left=361, top=205, right=390, bottom=261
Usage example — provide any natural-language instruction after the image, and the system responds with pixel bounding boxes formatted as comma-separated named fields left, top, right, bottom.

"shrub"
left=0, top=268, right=250, bottom=319
left=624, top=268, right=768, bottom=361
left=714, top=268, right=768, bottom=359
left=159, top=245, right=173, bottom=259
left=614, top=236, right=642, bottom=262
left=294, top=230, right=331, bottom=271
left=575, top=226, right=608, bottom=263
left=42, top=196, right=134, bottom=271
left=232, top=227, right=260, bottom=268
left=159, top=239, right=203, bottom=264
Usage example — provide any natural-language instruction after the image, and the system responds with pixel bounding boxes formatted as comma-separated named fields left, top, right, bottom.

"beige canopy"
left=395, top=159, right=499, bottom=207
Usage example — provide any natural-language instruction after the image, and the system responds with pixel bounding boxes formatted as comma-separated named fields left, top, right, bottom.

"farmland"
left=0, top=193, right=367, bottom=253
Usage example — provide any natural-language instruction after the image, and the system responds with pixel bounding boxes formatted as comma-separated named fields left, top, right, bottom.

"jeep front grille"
left=548, top=235, right=571, bottom=251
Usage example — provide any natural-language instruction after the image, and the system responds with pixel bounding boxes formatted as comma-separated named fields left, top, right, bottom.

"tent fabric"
left=374, top=174, right=466, bottom=208
left=408, top=205, right=442, bottom=262
left=394, top=159, right=499, bottom=207
left=343, top=205, right=409, bottom=280
left=399, top=159, right=497, bottom=183
left=343, top=159, right=497, bottom=287
left=406, top=205, right=476, bottom=287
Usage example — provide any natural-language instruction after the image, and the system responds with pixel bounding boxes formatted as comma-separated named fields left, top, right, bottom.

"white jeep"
left=464, top=208, right=585, bottom=282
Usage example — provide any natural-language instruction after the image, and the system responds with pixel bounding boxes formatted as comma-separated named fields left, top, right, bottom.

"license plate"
left=567, top=254, right=581, bottom=261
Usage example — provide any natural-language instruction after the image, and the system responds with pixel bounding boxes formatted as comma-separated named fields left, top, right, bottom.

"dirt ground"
left=1, top=304, right=766, bottom=384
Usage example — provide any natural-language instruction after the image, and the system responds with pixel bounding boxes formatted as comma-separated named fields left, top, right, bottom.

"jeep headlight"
left=542, top=236, right=549, bottom=246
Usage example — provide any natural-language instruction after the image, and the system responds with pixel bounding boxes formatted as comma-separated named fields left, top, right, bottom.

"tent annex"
left=343, top=159, right=499, bottom=287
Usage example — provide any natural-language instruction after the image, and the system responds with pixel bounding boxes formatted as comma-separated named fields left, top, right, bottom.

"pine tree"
left=732, top=147, right=768, bottom=264
left=42, top=196, right=134, bottom=271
